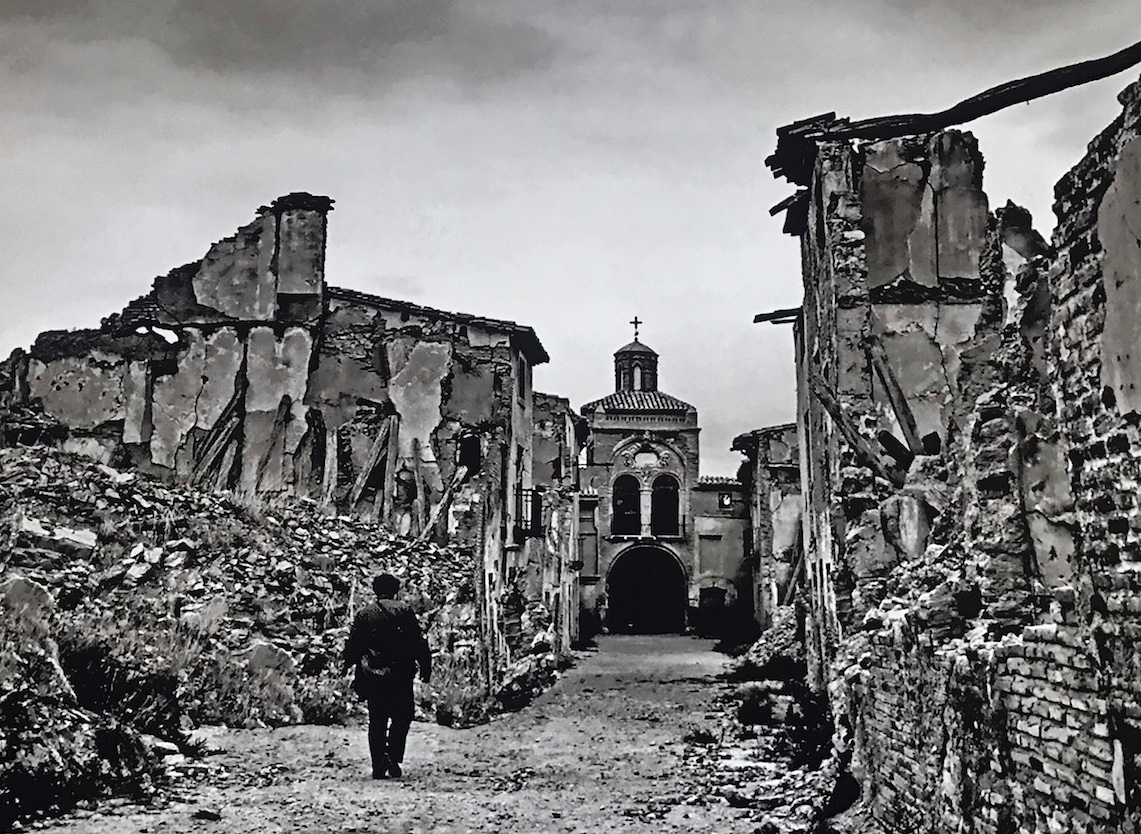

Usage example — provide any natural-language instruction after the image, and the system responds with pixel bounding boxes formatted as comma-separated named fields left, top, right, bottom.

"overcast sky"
left=2, top=2, right=1140, bottom=475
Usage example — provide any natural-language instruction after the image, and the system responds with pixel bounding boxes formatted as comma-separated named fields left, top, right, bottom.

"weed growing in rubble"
left=430, top=649, right=488, bottom=728
left=294, top=673, right=353, bottom=725
left=682, top=726, right=719, bottom=745
left=224, top=491, right=270, bottom=526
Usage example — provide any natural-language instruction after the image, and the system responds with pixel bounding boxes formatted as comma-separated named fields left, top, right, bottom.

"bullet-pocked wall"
left=0, top=193, right=578, bottom=691
left=769, top=76, right=1141, bottom=833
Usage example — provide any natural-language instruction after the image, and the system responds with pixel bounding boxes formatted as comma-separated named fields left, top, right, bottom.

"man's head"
left=373, top=573, right=400, bottom=599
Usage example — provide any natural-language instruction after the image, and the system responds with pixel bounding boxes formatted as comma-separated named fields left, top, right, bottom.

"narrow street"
left=38, top=636, right=760, bottom=834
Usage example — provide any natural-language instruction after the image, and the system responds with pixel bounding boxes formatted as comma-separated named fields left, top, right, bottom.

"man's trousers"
left=366, top=680, right=415, bottom=772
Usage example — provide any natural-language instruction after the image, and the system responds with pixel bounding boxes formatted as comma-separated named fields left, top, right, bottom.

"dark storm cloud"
left=0, top=0, right=559, bottom=83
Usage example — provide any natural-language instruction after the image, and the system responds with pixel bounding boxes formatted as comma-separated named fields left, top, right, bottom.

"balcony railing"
left=513, top=487, right=544, bottom=543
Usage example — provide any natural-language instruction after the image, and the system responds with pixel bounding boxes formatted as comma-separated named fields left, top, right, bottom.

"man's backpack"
left=352, top=648, right=397, bottom=700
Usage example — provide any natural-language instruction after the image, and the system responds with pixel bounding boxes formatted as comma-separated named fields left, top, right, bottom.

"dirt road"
left=37, top=635, right=764, bottom=834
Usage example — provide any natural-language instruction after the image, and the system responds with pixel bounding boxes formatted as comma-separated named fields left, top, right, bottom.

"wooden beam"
left=780, top=526, right=806, bottom=607
left=417, top=464, right=469, bottom=543
left=254, top=395, right=292, bottom=492
left=866, top=335, right=923, bottom=455
left=348, top=418, right=392, bottom=508
left=320, top=426, right=340, bottom=508
left=411, top=438, right=428, bottom=535
left=192, top=414, right=239, bottom=486
left=768, top=39, right=1141, bottom=188
left=191, top=376, right=247, bottom=485
left=808, top=369, right=905, bottom=488
left=381, top=414, right=400, bottom=525
left=754, top=306, right=802, bottom=325
left=807, top=38, right=1141, bottom=143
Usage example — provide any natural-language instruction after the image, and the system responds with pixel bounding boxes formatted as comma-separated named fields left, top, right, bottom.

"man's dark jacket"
left=343, top=599, right=431, bottom=698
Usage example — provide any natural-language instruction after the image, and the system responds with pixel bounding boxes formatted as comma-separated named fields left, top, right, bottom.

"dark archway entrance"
left=606, top=547, right=686, bottom=634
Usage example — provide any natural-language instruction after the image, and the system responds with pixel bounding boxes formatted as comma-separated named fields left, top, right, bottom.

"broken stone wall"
left=734, top=424, right=802, bottom=630
left=781, top=78, right=1141, bottom=833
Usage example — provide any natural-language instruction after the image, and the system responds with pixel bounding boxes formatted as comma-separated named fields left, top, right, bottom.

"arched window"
left=632, top=363, right=642, bottom=391
left=612, top=475, right=641, bottom=535
left=651, top=474, right=680, bottom=535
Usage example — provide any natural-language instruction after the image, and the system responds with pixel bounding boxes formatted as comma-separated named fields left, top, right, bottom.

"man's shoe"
left=372, top=760, right=390, bottom=779
left=388, top=762, right=402, bottom=778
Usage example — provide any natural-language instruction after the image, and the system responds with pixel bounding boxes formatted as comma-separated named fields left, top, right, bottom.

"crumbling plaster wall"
left=788, top=79, right=1141, bottom=833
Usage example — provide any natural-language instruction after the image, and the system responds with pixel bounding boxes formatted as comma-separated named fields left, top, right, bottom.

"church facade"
left=577, top=332, right=746, bottom=635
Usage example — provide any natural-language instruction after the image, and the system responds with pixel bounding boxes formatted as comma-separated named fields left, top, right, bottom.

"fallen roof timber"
left=767, top=37, right=1141, bottom=189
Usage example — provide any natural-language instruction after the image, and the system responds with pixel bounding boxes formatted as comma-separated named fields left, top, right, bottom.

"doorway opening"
left=606, top=546, right=686, bottom=634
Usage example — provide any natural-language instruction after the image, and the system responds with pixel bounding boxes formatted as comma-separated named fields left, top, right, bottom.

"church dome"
left=615, top=340, right=658, bottom=356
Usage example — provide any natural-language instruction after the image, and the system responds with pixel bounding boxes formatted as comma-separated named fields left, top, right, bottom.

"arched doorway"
left=606, top=546, right=687, bottom=634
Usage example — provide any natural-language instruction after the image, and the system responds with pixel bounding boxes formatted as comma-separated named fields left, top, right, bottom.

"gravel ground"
left=31, top=635, right=764, bottom=834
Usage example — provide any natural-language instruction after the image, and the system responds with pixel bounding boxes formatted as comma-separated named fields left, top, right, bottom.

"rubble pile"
left=0, top=443, right=489, bottom=769
left=679, top=680, right=836, bottom=834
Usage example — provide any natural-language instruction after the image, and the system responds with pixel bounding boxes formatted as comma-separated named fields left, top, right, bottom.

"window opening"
left=651, top=474, right=680, bottom=536
left=612, top=475, right=641, bottom=535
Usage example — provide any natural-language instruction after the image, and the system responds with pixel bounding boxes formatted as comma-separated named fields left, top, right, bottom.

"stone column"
left=640, top=486, right=652, bottom=537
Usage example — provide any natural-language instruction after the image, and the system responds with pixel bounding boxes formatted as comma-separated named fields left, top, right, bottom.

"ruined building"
left=578, top=335, right=748, bottom=634
left=762, top=71, right=1141, bottom=832
left=0, top=194, right=580, bottom=685
left=733, top=424, right=802, bottom=631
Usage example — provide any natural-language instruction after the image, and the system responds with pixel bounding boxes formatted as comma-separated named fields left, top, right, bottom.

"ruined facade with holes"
left=0, top=192, right=581, bottom=688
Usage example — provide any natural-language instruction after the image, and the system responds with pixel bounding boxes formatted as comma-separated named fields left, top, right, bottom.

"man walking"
left=344, top=573, right=432, bottom=778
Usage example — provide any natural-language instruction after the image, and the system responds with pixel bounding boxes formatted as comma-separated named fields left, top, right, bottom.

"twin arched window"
left=611, top=472, right=681, bottom=536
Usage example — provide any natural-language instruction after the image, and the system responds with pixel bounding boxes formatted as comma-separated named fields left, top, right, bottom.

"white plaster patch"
left=150, top=339, right=208, bottom=469
left=1099, top=136, right=1141, bottom=413
left=27, top=356, right=125, bottom=430
left=122, top=360, right=150, bottom=444
left=387, top=340, right=453, bottom=459
left=770, top=492, right=803, bottom=557
left=467, top=327, right=511, bottom=349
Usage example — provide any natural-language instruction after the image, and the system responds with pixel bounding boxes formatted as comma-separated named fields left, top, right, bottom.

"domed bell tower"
left=614, top=318, right=658, bottom=392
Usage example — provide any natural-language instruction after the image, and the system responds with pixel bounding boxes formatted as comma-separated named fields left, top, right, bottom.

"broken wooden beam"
left=411, top=438, right=429, bottom=535
left=809, top=37, right=1141, bottom=144
left=320, top=426, right=339, bottom=508
left=417, top=464, right=469, bottom=543
left=768, top=38, right=1141, bottom=189
left=191, top=376, right=247, bottom=486
left=808, top=368, right=906, bottom=488
left=754, top=306, right=802, bottom=325
left=381, top=414, right=400, bottom=525
left=866, top=334, right=923, bottom=455
left=254, top=395, right=292, bottom=492
left=348, top=418, right=392, bottom=508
